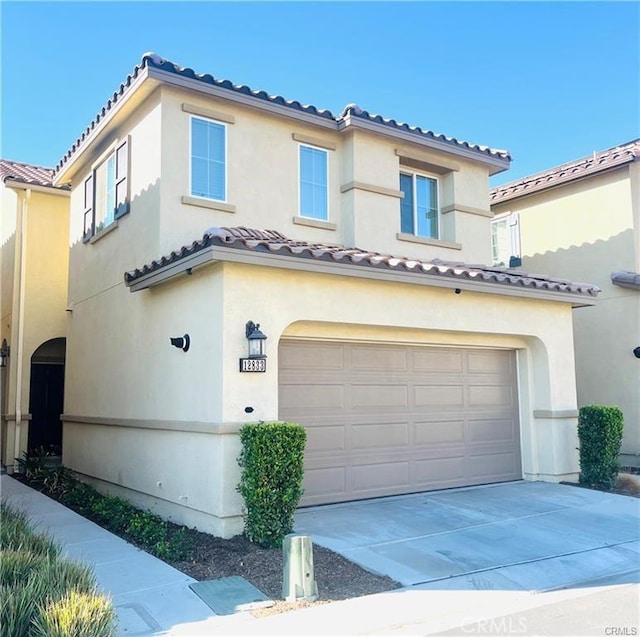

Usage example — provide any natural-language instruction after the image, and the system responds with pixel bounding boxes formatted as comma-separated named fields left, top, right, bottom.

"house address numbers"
left=239, top=358, right=267, bottom=373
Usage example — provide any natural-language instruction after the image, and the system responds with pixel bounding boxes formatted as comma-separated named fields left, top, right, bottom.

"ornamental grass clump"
left=237, top=422, right=307, bottom=547
left=0, top=500, right=115, bottom=637
left=578, top=405, right=624, bottom=489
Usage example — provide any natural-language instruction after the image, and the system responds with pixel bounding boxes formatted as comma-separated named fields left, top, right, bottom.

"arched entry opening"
left=28, top=338, right=65, bottom=455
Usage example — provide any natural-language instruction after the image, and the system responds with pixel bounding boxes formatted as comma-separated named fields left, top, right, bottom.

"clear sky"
left=1, top=1, right=638, bottom=185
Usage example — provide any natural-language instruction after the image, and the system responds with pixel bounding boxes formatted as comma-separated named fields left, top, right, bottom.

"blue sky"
left=1, top=1, right=638, bottom=185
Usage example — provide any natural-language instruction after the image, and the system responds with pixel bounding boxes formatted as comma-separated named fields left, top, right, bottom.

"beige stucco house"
left=48, top=53, right=599, bottom=537
left=490, top=140, right=640, bottom=466
left=0, top=161, right=70, bottom=471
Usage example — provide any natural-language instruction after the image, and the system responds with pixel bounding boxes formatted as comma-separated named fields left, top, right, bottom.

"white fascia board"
left=53, top=66, right=153, bottom=185
left=127, top=244, right=596, bottom=307
left=147, top=67, right=338, bottom=131
left=339, top=114, right=511, bottom=175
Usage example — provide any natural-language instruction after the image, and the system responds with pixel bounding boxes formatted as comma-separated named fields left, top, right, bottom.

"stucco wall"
left=63, top=259, right=582, bottom=537
left=0, top=187, right=69, bottom=468
left=492, top=166, right=640, bottom=457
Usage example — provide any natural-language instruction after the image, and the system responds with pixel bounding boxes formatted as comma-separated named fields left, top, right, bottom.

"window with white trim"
left=399, top=172, right=439, bottom=239
left=83, top=138, right=129, bottom=241
left=299, top=144, right=328, bottom=220
left=491, top=212, right=521, bottom=266
left=190, top=116, right=226, bottom=201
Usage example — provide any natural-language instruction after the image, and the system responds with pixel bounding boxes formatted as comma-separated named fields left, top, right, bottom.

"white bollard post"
left=282, top=534, right=318, bottom=602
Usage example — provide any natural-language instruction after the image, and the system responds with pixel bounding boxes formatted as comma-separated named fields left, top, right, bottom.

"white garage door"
left=279, top=340, right=522, bottom=506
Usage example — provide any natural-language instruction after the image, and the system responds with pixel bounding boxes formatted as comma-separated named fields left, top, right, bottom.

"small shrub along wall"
left=237, top=422, right=307, bottom=548
left=578, top=405, right=624, bottom=489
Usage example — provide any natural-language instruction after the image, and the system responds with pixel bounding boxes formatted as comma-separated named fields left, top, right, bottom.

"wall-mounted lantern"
left=0, top=339, right=9, bottom=368
left=240, top=322, right=267, bottom=372
left=170, top=334, right=190, bottom=352
left=634, top=346, right=640, bottom=359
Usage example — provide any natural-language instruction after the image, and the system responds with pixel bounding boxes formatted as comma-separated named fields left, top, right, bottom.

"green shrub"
left=237, top=422, right=306, bottom=547
left=578, top=405, right=624, bottom=489
left=32, top=589, right=115, bottom=637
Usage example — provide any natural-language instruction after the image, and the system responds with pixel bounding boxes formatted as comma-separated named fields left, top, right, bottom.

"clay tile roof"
left=0, top=159, right=68, bottom=190
left=54, top=52, right=510, bottom=178
left=490, top=139, right=640, bottom=204
left=124, top=226, right=600, bottom=299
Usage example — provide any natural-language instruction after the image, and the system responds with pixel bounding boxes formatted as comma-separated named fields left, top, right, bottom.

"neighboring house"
left=43, top=53, right=600, bottom=538
left=0, top=160, right=70, bottom=470
left=490, top=140, right=640, bottom=466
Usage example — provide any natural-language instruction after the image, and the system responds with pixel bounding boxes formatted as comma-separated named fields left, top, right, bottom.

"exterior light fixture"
left=170, top=334, right=190, bottom=352
left=634, top=346, right=640, bottom=359
left=0, top=339, right=9, bottom=368
left=240, top=322, right=267, bottom=372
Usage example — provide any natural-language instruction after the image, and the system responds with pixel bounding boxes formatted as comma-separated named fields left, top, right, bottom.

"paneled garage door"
left=279, top=340, right=522, bottom=506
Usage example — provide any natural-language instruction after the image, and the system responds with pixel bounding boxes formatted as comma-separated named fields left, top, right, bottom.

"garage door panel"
left=350, top=384, right=408, bottom=408
left=350, top=346, right=408, bottom=371
left=414, top=385, right=465, bottom=407
left=352, top=422, right=409, bottom=449
left=469, top=418, right=518, bottom=443
left=412, top=349, right=464, bottom=373
left=414, top=419, right=465, bottom=445
left=279, top=341, right=521, bottom=505
left=280, top=384, right=345, bottom=409
left=352, top=461, right=410, bottom=492
left=467, top=384, right=514, bottom=407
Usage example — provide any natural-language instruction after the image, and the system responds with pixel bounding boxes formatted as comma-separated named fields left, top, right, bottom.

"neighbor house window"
left=191, top=116, right=226, bottom=201
left=399, top=172, right=439, bottom=239
left=299, top=144, right=328, bottom=220
left=83, top=138, right=129, bottom=241
left=491, top=213, right=521, bottom=266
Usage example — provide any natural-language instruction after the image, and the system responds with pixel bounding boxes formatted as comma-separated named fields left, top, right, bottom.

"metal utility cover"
left=189, top=576, right=274, bottom=615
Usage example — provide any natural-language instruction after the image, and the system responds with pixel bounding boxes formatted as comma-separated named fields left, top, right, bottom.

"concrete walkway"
left=1, top=475, right=214, bottom=636
left=3, top=475, right=639, bottom=636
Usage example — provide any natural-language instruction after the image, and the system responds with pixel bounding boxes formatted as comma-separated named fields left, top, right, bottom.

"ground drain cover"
left=189, top=576, right=275, bottom=615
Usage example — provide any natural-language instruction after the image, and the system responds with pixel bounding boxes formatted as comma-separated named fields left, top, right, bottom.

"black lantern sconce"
left=170, top=334, right=190, bottom=352
left=240, top=322, right=267, bottom=372
left=634, top=346, right=640, bottom=359
left=0, top=339, right=9, bottom=368
left=246, top=321, right=267, bottom=359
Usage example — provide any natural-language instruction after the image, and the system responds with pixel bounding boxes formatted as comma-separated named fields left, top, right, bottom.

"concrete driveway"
left=294, top=481, right=640, bottom=592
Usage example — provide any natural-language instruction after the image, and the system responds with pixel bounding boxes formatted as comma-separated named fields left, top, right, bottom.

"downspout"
left=13, top=188, right=30, bottom=469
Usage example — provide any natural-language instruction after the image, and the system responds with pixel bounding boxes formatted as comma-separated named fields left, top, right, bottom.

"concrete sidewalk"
left=1, top=475, right=215, bottom=636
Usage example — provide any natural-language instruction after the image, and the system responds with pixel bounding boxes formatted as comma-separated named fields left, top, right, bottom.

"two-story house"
left=49, top=53, right=599, bottom=537
left=0, top=161, right=70, bottom=471
left=491, top=140, right=640, bottom=467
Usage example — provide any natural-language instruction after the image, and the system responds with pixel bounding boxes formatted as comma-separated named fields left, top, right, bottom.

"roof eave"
left=339, top=115, right=511, bottom=175
left=3, top=179, right=70, bottom=196
left=125, top=244, right=597, bottom=308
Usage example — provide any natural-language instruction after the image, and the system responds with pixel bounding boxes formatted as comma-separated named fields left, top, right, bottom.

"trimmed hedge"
left=578, top=405, right=624, bottom=489
left=237, top=422, right=307, bottom=547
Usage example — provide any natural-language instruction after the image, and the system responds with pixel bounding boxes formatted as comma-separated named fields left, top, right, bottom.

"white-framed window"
left=190, top=116, right=226, bottom=201
left=83, top=138, right=129, bottom=241
left=491, top=212, right=521, bottom=266
left=399, top=171, right=439, bottom=239
left=299, top=144, right=328, bottom=221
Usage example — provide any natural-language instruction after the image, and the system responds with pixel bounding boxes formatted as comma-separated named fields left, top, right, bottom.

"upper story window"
left=491, top=213, right=521, bottom=266
left=191, top=116, right=226, bottom=201
left=299, top=144, right=328, bottom=221
left=399, top=172, right=439, bottom=239
left=83, top=138, right=129, bottom=241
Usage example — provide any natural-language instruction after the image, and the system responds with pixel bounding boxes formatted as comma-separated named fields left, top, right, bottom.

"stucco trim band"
left=441, top=204, right=493, bottom=218
left=181, top=103, right=235, bottom=124
left=395, top=147, right=460, bottom=173
left=532, top=409, right=579, bottom=419
left=292, top=133, right=336, bottom=151
left=293, top=217, right=337, bottom=231
left=2, top=414, right=33, bottom=422
left=126, top=242, right=597, bottom=307
left=62, top=414, right=243, bottom=434
left=340, top=181, right=403, bottom=199
left=396, top=233, right=462, bottom=251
